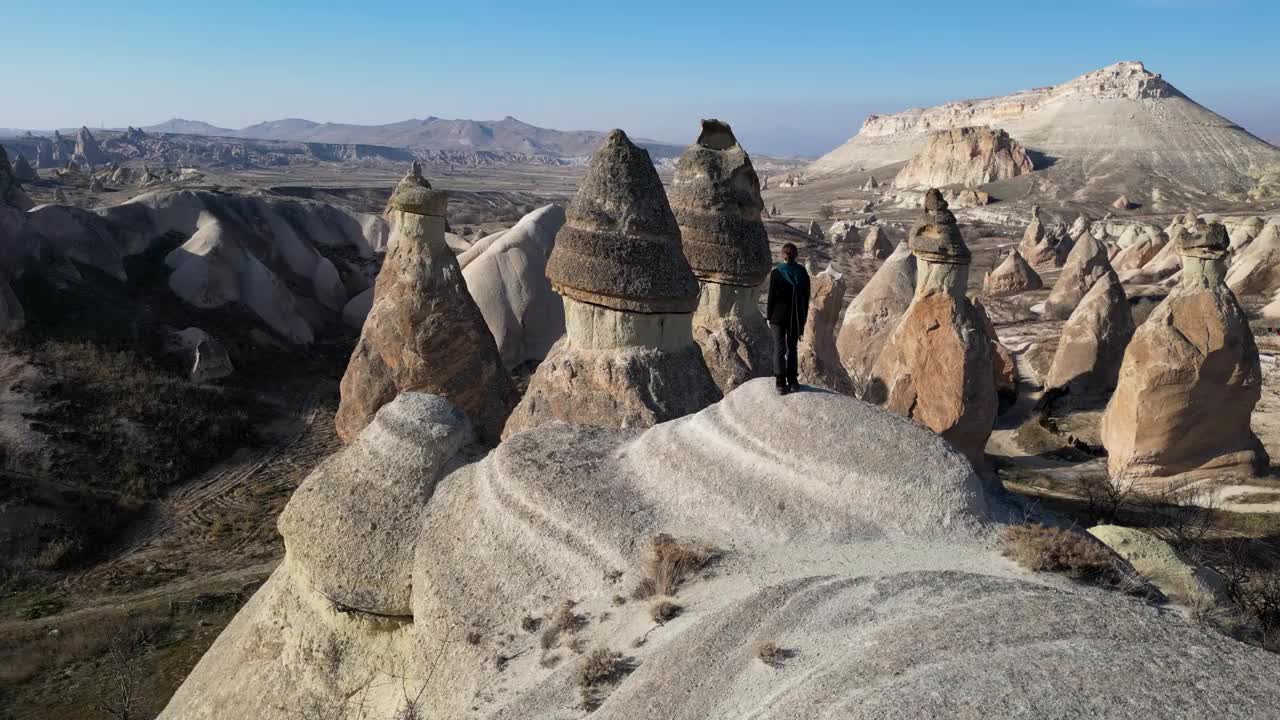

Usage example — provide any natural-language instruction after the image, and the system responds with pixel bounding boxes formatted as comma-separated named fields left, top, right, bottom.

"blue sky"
left=3, top=0, right=1277, bottom=155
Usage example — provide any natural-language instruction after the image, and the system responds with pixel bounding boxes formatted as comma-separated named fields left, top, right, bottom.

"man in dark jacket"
left=766, top=242, right=810, bottom=394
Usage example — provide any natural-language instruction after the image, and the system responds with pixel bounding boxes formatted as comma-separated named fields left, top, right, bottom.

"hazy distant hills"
left=142, top=116, right=686, bottom=159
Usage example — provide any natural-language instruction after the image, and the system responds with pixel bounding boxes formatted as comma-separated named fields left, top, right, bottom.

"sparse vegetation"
left=1000, top=522, right=1139, bottom=591
left=539, top=600, right=585, bottom=650
left=649, top=598, right=681, bottom=624
left=631, top=534, right=718, bottom=600
left=576, top=648, right=633, bottom=711
left=755, top=641, right=790, bottom=668
left=815, top=203, right=834, bottom=221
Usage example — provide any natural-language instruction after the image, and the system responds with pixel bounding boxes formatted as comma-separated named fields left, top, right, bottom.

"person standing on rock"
left=767, top=242, right=811, bottom=394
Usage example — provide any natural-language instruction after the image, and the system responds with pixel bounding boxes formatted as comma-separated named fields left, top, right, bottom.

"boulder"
left=1110, top=228, right=1167, bottom=272
left=862, top=225, right=893, bottom=259
left=461, top=204, right=567, bottom=369
left=862, top=174, right=880, bottom=190
left=892, top=126, right=1033, bottom=189
left=335, top=164, right=517, bottom=443
left=1102, top=223, right=1268, bottom=487
left=866, top=190, right=995, bottom=467
left=167, top=327, right=235, bottom=383
left=798, top=265, right=855, bottom=394
left=1044, top=271, right=1134, bottom=395
left=1043, top=233, right=1112, bottom=320
left=1225, top=222, right=1280, bottom=297
left=1018, top=205, right=1058, bottom=267
left=836, top=241, right=916, bottom=394
left=1113, top=195, right=1133, bottom=210
left=828, top=220, right=859, bottom=245
left=671, top=120, right=772, bottom=393
left=1228, top=216, right=1265, bottom=252
left=982, top=249, right=1042, bottom=298
left=506, top=130, right=720, bottom=436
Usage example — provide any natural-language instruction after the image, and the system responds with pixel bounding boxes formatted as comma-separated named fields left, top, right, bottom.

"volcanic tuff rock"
left=1045, top=271, right=1135, bottom=395
left=808, top=62, right=1280, bottom=200
left=335, top=164, right=516, bottom=443
left=798, top=265, right=856, bottom=394
left=459, top=204, right=567, bottom=369
left=505, top=130, right=720, bottom=435
left=1102, top=223, right=1268, bottom=486
left=983, top=249, right=1042, bottom=298
left=671, top=120, right=772, bottom=392
left=828, top=220, right=859, bottom=246
left=892, top=126, right=1033, bottom=189
left=863, top=225, right=894, bottom=259
left=866, top=190, right=995, bottom=466
left=73, top=126, right=107, bottom=165
left=1226, top=222, right=1280, bottom=297
left=546, top=130, right=698, bottom=313
left=161, top=381, right=1280, bottom=720
left=1043, top=233, right=1113, bottom=320
left=0, top=146, right=32, bottom=210
left=11, top=154, right=36, bottom=182
left=1110, top=227, right=1167, bottom=271
left=1018, top=206, right=1060, bottom=268
left=836, top=241, right=916, bottom=395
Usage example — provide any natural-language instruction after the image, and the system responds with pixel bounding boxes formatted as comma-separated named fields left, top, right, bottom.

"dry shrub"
left=1000, top=523, right=1138, bottom=591
left=1202, top=539, right=1280, bottom=652
left=755, top=641, right=787, bottom=668
left=539, top=600, right=584, bottom=650
left=649, top=599, right=681, bottom=624
left=631, top=534, right=717, bottom=600
left=576, top=648, right=633, bottom=710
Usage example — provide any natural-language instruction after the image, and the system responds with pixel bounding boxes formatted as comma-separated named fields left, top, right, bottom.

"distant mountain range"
left=141, top=116, right=686, bottom=160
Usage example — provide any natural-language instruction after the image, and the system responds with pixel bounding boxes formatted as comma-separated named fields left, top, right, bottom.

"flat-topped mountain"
left=808, top=61, right=1280, bottom=200
left=143, top=115, right=685, bottom=160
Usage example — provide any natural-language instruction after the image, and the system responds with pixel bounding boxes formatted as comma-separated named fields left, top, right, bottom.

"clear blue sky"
left=3, top=0, right=1277, bottom=156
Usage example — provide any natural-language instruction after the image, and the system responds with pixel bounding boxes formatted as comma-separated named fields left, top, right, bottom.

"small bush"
left=815, top=203, right=834, bottom=221
left=1000, top=523, right=1136, bottom=590
left=755, top=641, right=788, bottom=668
left=539, top=600, right=584, bottom=650
left=649, top=599, right=681, bottom=624
left=577, top=648, right=632, bottom=710
left=631, top=534, right=717, bottom=600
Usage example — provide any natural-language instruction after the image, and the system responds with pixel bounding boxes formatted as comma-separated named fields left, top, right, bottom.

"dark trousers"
left=771, top=323, right=799, bottom=384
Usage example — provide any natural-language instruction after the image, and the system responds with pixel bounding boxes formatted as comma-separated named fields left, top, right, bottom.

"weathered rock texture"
left=866, top=190, right=995, bottom=466
left=11, top=154, right=36, bottom=182
left=863, top=225, right=894, bottom=258
left=73, top=126, right=107, bottom=165
left=1043, top=233, right=1112, bottom=319
left=1018, top=206, right=1060, bottom=267
left=161, top=381, right=1280, bottom=720
left=1102, top=223, right=1268, bottom=486
left=798, top=266, right=856, bottom=394
left=836, top=241, right=916, bottom=395
left=1110, top=227, right=1167, bottom=271
left=1226, top=222, right=1280, bottom=297
left=828, top=220, right=858, bottom=246
left=670, top=120, right=772, bottom=392
left=459, top=204, right=567, bottom=369
left=336, top=164, right=516, bottom=443
left=983, top=249, right=1042, bottom=297
left=893, top=126, right=1033, bottom=189
left=1045, top=271, right=1135, bottom=394
left=0, top=146, right=33, bottom=210
left=506, top=130, right=720, bottom=436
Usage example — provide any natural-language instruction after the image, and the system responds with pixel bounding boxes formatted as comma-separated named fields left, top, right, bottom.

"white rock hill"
left=807, top=61, right=1280, bottom=198
left=160, top=381, right=1280, bottom=720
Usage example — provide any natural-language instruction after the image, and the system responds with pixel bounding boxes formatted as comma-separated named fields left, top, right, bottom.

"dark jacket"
left=766, top=262, right=810, bottom=334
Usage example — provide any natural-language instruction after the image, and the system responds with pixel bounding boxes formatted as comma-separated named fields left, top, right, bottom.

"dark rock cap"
left=546, top=129, right=699, bottom=313
left=1180, top=221, right=1229, bottom=259
left=388, top=162, right=447, bottom=217
left=909, top=189, right=971, bottom=264
left=669, top=119, right=771, bottom=286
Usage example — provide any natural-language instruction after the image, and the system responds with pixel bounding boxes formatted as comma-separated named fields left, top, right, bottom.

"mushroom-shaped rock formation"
left=335, top=163, right=517, bottom=444
left=1043, top=233, right=1113, bottom=320
left=862, top=225, right=894, bottom=259
left=1102, top=223, right=1268, bottom=487
left=798, top=265, right=856, bottom=394
left=836, top=241, right=916, bottom=395
left=1044, top=270, right=1135, bottom=395
left=160, top=382, right=1280, bottom=720
left=865, top=189, right=996, bottom=467
left=505, top=130, right=720, bottom=436
left=670, top=120, right=773, bottom=392
left=982, top=248, right=1043, bottom=298
left=460, top=204, right=567, bottom=370
left=1225, top=222, right=1280, bottom=297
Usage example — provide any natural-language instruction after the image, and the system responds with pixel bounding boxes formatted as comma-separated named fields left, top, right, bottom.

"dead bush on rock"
left=631, top=534, right=718, bottom=600
left=1000, top=522, right=1141, bottom=592
left=577, top=647, right=634, bottom=711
